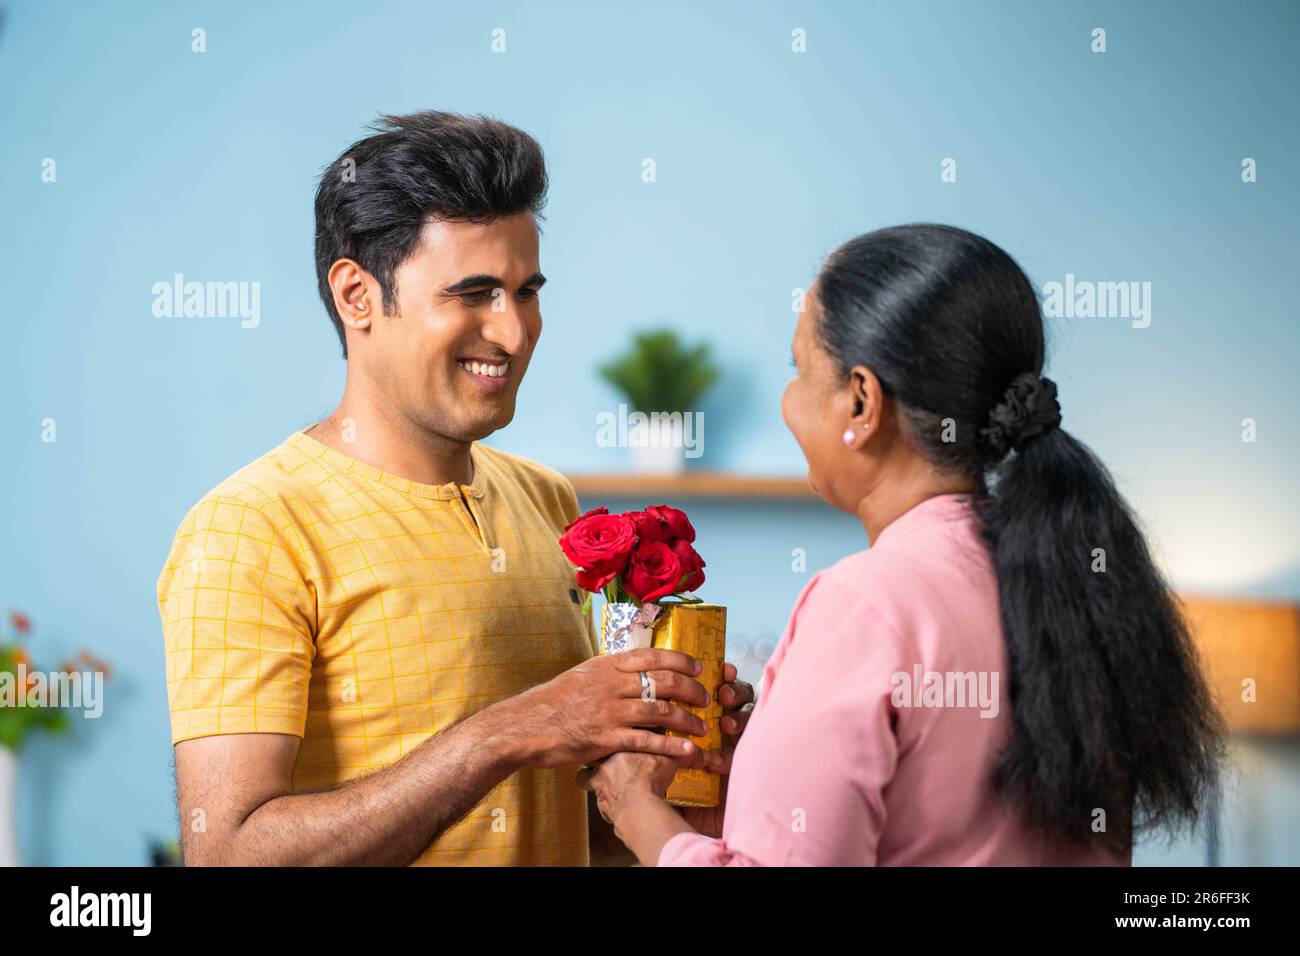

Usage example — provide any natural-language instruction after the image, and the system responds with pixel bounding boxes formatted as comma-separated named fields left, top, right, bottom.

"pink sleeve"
left=656, top=574, right=906, bottom=867
left=657, top=831, right=760, bottom=866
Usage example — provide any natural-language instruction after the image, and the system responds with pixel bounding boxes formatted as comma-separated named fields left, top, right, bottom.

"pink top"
left=659, top=493, right=1130, bottom=867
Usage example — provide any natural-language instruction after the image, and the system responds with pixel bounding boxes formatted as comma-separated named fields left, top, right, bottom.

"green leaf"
left=597, top=328, right=721, bottom=413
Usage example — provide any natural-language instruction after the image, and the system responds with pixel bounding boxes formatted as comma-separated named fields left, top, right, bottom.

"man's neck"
left=307, top=381, right=474, bottom=487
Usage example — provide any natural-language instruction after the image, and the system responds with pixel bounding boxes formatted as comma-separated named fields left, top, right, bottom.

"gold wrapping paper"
left=598, top=601, right=727, bottom=807
left=651, top=603, right=727, bottom=808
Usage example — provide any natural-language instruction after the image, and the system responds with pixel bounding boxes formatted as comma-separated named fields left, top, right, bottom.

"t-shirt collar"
left=287, top=430, right=487, bottom=501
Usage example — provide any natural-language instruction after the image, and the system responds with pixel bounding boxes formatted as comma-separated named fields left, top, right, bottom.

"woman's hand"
left=579, top=662, right=758, bottom=859
left=578, top=751, right=699, bottom=864
left=579, top=751, right=679, bottom=825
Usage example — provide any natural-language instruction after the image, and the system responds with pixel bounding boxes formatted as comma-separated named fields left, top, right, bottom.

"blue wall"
left=1, top=0, right=1297, bottom=865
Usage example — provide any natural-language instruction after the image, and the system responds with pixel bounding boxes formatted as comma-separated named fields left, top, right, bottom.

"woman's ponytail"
left=976, top=381, right=1223, bottom=851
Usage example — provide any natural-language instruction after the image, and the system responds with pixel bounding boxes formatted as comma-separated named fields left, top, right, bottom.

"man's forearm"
left=196, top=700, right=531, bottom=866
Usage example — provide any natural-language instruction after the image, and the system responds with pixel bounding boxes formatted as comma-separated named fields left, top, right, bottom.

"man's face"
left=368, top=212, right=544, bottom=443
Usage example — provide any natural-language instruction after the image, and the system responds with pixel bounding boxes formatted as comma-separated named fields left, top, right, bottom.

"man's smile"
left=457, top=357, right=512, bottom=392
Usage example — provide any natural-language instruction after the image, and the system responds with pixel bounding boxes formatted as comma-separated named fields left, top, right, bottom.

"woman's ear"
left=842, top=365, right=884, bottom=448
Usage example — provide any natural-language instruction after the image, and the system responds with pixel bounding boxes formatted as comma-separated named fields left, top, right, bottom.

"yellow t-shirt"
left=157, top=431, right=596, bottom=866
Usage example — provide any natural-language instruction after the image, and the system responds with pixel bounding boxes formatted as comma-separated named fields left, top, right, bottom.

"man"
left=156, top=111, right=752, bottom=866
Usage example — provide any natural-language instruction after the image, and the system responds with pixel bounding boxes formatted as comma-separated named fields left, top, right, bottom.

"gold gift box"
left=651, top=603, right=727, bottom=808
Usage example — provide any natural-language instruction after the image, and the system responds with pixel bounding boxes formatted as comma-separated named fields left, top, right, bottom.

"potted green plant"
left=0, top=610, right=110, bottom=867
left=597, top=328, right=719, bottom=474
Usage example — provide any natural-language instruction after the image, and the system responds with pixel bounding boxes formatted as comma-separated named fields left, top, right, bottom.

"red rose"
left=670, top=538, right=706, bottom=593
left=652, top=505, right=696, bottom=544
left=627, top=504, right=696, bottom=544
left=563, top=505, right=607, bottom=532
left=624, top=539, right=685, bottom=604
left=560, top=508, right=637, bottom=592
left=622, top=509, right=667, bottom=543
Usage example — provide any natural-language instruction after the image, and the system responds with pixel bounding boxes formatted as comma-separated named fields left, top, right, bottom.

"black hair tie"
left=980, top=373, right=1061, bottom=457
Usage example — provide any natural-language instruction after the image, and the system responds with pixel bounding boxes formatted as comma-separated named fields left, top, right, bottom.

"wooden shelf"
left=567, top=472, right=819, bottom=501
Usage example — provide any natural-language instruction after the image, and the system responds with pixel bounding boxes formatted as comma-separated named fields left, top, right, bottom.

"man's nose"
left=480, top=299, right=531, bottom=355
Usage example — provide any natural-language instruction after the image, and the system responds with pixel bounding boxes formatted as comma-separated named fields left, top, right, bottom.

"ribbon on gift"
left=601, top=602, right=661, bottom=654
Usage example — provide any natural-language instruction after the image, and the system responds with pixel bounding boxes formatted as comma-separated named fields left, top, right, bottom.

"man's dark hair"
left=314, top=111, right=548, bottom=356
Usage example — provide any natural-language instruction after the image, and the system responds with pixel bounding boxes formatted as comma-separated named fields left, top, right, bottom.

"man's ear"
left=328, top=258, right=377, bottom=334
left=848, top=365, right=885, bottom=436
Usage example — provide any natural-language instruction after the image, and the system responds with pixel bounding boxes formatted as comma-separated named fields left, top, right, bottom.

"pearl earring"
left=842, top=428, right=856, bottom=446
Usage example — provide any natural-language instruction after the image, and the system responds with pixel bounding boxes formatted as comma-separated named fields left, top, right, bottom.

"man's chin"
left=449, top=405, right=516, bottom=443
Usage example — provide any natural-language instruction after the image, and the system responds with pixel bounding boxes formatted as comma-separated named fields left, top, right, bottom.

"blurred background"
left=1, top=0, right=1297, bottom=866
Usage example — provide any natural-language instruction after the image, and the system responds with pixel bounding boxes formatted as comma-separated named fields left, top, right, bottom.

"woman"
left=580, top=224, right=1223, bottom=866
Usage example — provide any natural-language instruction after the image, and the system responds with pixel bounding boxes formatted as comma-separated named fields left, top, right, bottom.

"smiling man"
left=156, top=112, right=752, bottom=866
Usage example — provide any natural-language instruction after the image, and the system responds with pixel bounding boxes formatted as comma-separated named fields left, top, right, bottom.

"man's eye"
left=459, top=290, right=493, bottom=306
left=517, top=287, right=539, bottom=299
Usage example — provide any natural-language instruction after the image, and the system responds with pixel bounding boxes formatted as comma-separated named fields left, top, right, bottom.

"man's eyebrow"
left=442, top=274, right=503, bottom=294
left=441, top=272, right=547, bottom=294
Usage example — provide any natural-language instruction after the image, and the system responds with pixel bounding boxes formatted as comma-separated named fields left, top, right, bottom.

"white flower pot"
left=630, top=415, right=687, bottom=475
left=0, top=747, right=20, bottom=867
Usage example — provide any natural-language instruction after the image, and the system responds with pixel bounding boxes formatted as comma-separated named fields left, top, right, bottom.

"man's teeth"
left=458, top=360, right=508, bottom=378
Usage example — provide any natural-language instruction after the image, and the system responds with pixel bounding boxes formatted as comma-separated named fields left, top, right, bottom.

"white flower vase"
left=630, top=414, right=686, bottom=475
left=0, top=746, right=20, bottom=867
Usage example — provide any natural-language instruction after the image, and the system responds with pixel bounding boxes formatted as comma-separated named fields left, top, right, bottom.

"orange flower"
left=9, top=610, right=31, bottom=634
left=76, top=651, right=112, bottom=679
left=8, top=647, right=38, bottom=692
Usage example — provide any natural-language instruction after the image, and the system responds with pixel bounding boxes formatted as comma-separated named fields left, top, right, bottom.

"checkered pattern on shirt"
left=157, top=432, right=596, bottom=866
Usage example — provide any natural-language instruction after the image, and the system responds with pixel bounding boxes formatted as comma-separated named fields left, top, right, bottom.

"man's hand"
left=502, top=647, right=711, bottom=769
left=682, top=662, right=755, bottom=837
left=719, top=662, right=755, bottom=740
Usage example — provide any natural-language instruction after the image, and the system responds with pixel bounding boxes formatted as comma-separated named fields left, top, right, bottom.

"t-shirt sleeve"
left=157, top=494, right=317, bottom=744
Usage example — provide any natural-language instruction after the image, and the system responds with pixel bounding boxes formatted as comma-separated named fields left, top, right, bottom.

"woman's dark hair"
left=314, top=111, right=548, bottom=357
left=815, top=224, right=1223, bottom=853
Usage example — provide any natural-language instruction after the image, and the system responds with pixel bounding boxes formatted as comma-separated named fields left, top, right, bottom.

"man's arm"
left=176, top=646, right=712, bottom=866
left=177, top=709, right=513, bottom=866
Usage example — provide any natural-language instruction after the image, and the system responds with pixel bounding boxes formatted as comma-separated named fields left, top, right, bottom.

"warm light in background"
left=1181, top=596, right=1300, bottom=733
